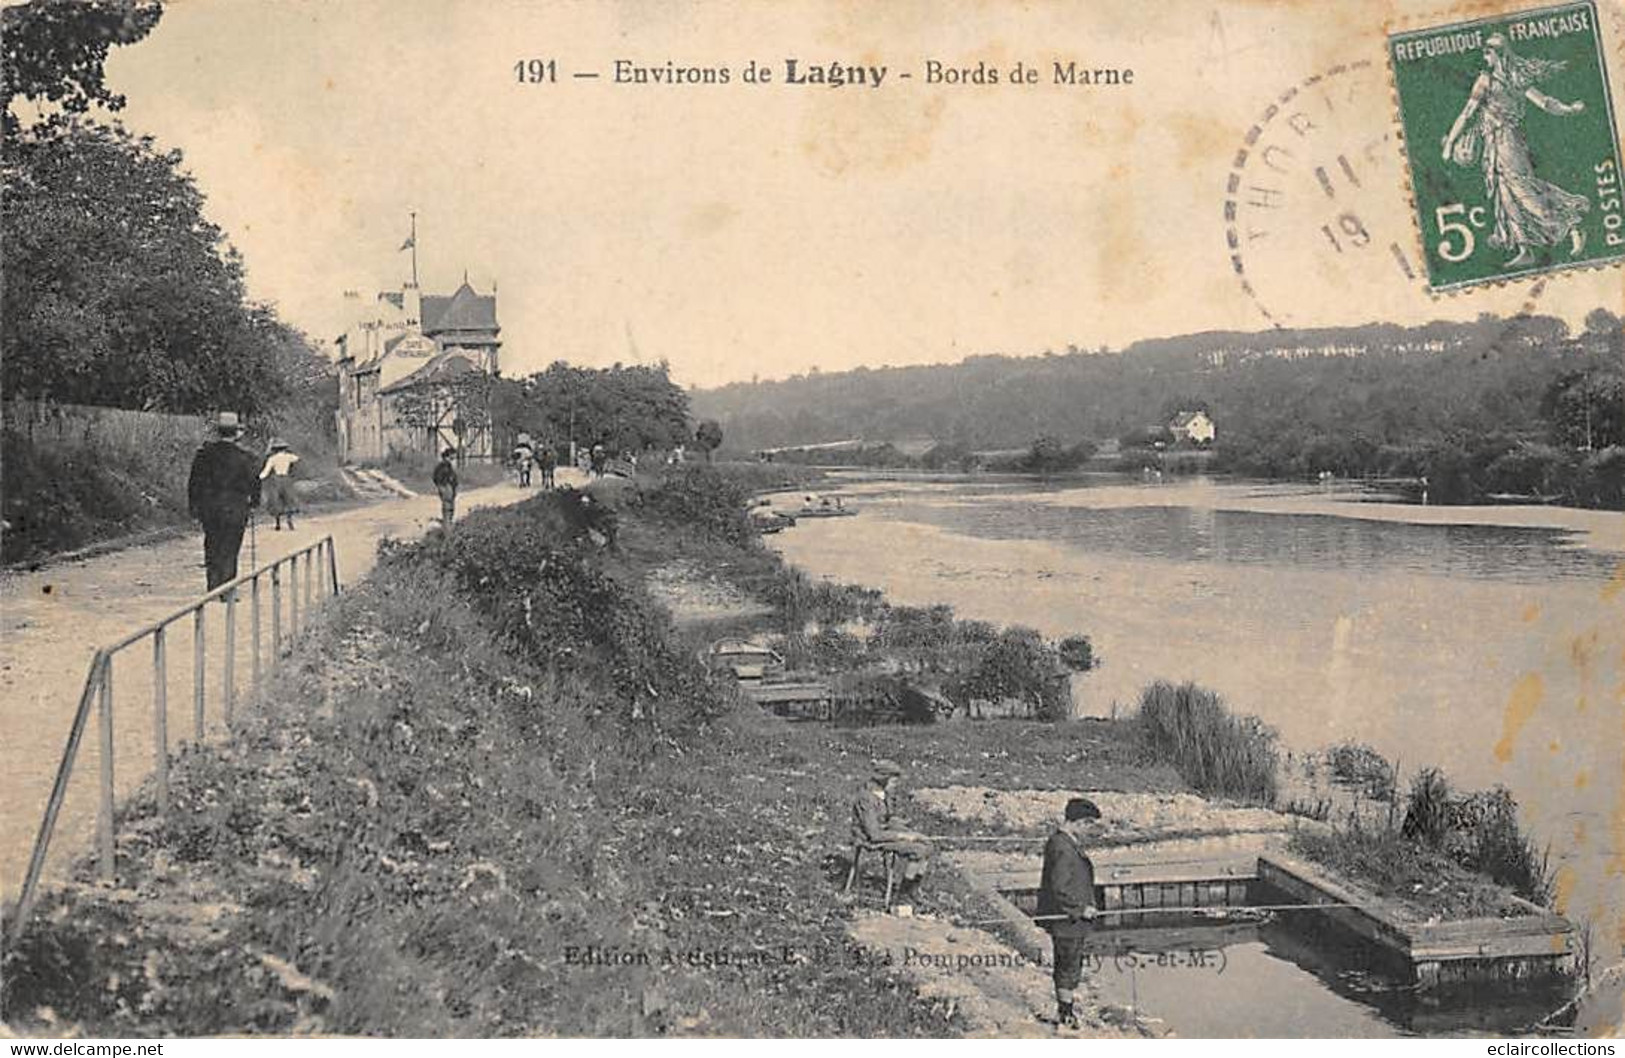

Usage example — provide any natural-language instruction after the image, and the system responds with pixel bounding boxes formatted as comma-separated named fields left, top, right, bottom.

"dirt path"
left=0, top=473, right=582, bottom=899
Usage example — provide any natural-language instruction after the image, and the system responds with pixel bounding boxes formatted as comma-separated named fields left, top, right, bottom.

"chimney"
left=404, top=282, right=422, bottom=331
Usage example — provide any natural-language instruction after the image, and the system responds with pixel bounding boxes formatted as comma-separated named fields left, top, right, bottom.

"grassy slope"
left=2, top=422, right=351, bottom=566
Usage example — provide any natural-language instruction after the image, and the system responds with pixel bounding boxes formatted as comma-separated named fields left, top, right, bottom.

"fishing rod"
left=915, top=836, right=1266, bottom=872
left=955, top=902, right=1367, bottom=927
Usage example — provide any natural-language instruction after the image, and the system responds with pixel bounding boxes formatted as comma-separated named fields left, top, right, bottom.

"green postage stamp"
left=1389, top=1, right=1625, bottom=290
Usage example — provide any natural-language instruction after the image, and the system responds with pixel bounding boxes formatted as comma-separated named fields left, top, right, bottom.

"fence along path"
left=7, top=536, right=339, bottom=941
left=0, top=479, right=546, bottom=934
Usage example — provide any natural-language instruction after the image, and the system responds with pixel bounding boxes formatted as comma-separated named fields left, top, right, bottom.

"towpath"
left=1, top=472, right=582, bottom=900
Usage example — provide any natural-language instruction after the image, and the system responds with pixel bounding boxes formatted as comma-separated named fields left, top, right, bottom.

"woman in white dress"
left=1441, top=33, right=1589, bottom=267
left=260, top=438, right=301, bottom=530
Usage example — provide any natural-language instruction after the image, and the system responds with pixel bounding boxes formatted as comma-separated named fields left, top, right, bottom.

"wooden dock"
left=1256, top=854, right=1577, bottom=989
left=952, top=845, right=1578, bottom=991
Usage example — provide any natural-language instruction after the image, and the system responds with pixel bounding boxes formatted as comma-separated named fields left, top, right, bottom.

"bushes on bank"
left=1133, top=681, right=1278, bottom=803
left=1400, top=768, right=1552, bottom=904
left=640, top=464, right=757, bottom=546
left=382, top=488, right=719, bottom=734
left=948, top=628, right=1072, bottom=721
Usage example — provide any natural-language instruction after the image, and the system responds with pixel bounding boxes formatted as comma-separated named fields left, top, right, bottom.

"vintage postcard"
left=2, top=0, right=1623, bottom=1044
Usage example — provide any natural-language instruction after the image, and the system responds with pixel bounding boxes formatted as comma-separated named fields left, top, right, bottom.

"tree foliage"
left=496, top=361, right=691, bottom=453
left=3, top=121, right=318, bottom=413
left=694, top=419, right=724, bottom=461
left=694, top=313, right=1625, bottom=508
left=2, top=0, right=162, bottom=136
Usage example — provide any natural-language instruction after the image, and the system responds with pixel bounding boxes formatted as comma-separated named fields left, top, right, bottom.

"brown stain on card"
left=683, top=201, right=739, bottom=237
left=802, top=92, right=947, bottom=176
left=1166, top=112, right=1233, bottom=169
left=1492, top=672, right=1542, bottom=764
left=1602, top=561, right=1625, bottom=602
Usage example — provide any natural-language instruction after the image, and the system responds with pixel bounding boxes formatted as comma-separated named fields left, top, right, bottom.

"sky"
left=98, top=0, right=1625, bottom=388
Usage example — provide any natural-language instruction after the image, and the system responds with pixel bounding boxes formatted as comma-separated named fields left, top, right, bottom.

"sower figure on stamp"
left=433, top=446, right=459, bottom=530
left=187, top=412, right=261, bottom=590
left=851, top=759, right=934, bottom=913
left=1038, top=797, right=1101, bottom=1030
left=1442, top=33, right=1590, bottom=268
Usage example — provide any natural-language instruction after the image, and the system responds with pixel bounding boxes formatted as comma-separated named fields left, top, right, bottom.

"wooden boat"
left=795, top=493, right=857, bottom=518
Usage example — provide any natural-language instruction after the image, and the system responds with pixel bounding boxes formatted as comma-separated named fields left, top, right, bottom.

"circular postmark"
left=1222, top=59, right=1547, bottom=326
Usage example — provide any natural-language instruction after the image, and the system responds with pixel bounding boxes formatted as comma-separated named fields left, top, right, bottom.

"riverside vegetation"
left=0, top=466, right=1560, bottom=1034
left=0, top=468, right=1127, bottom=1036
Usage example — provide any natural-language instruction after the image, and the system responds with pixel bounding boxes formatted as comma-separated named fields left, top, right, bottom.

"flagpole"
left=409, top=211, right=418, bottom=287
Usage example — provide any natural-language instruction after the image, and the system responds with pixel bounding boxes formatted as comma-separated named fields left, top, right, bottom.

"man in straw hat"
left=187, top=412, right=261, bottom=589
left=1038, top=796, right=1101, bottom=1029
left=851, top=758, right=934, bottom=912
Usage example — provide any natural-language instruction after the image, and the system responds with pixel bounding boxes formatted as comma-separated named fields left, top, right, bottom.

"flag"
left=399, top=234, right=415, bottom=251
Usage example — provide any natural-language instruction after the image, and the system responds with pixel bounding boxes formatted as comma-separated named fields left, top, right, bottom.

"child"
left=432, top=447, right=459, bottom=530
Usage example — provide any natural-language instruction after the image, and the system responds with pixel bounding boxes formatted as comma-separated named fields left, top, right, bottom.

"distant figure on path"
left=433, top=447, right=459, bottom=530
left=513, top=436, right=535, bottom=487
left=589, top=443, right=607, bottom=478
left=187, top=412, right=260, bottom=590
left=259, top=438, right=300, bottom=531
left=1037, top=797, right=1101, bottom=1030
left=537, top=443, right=556, bottom=488
left=850, top=759, right=934, bottom=913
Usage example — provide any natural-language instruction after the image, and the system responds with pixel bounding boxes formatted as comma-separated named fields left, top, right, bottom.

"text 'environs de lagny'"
left=604, top=58, right=1134, bottom=88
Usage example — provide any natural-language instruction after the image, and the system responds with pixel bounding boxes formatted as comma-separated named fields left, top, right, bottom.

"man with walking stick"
left=187, top=412, right=261, bottom=590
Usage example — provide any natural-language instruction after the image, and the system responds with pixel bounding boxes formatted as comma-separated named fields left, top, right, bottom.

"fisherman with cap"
left=187, top=412, right=261, bottom=590
left=1038, top=796, right=1102, bottom=1029
left=259, top=438, right=301, bottom=531
left=851, top=759, right=934, bottom=912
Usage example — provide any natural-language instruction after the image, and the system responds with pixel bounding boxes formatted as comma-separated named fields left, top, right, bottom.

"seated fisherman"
left=851, top=759, right=934, bottom=911
left=1038, top=797, right=1102, bottom=1029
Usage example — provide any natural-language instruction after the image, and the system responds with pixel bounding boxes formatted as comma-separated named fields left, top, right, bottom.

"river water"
left=768, top=474, right=1625, bottom=954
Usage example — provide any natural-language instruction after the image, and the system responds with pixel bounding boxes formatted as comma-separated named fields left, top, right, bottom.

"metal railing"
left=8, top=535, right=341, bottom=942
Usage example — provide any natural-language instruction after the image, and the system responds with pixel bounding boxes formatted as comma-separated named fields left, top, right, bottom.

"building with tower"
left=334, top=223, right=503, bottom=463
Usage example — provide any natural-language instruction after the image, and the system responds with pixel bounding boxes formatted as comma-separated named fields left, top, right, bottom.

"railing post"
left=153, top=629, right=169, bottom=814
left=289, top=553, right=300, bottom=640
left=251, top=574, right=262, bottom=700
left=11, top=653, right=106, bottom=943
left=96, top=654, right=116, bottom=884
left=303, top=547, right=314, bottom=612
left=223, top=588, right=237, bottom=724
left=272, top=566, right=283, bottom=658
left=327, top=536, right=339, bottom=595
left=193, top=606, right=206, bottom=741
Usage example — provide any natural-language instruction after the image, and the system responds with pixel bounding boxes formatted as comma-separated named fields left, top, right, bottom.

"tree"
left=3, top=0, right=163, bottom=136
left=1542, top=367, right=1625, bottom=451
left=949, top=628, right=1069, bottom=720
left=2, top=121, right=294, bottom=412
left=503, top=361, right=691, bottom=454
left=694, top=419, right=724, bottom=462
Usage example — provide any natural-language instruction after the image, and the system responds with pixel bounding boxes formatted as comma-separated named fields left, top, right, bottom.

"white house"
left=1168, top=410, right=1216, bottom=446
left=335, top=278, right=502, bottom=463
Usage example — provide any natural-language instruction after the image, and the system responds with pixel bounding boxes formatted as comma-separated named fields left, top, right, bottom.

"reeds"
left=1133, top=680, right=1278, bottom=804
left=1399, top=768, right=1554, bottom=906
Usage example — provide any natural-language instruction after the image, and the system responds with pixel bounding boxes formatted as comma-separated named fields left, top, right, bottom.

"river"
left=767, top=473, right=1625, bottom=952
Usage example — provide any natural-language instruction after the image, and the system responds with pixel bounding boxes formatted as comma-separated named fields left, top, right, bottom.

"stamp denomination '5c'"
left=1389, top=1, right=1625, bottom=290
